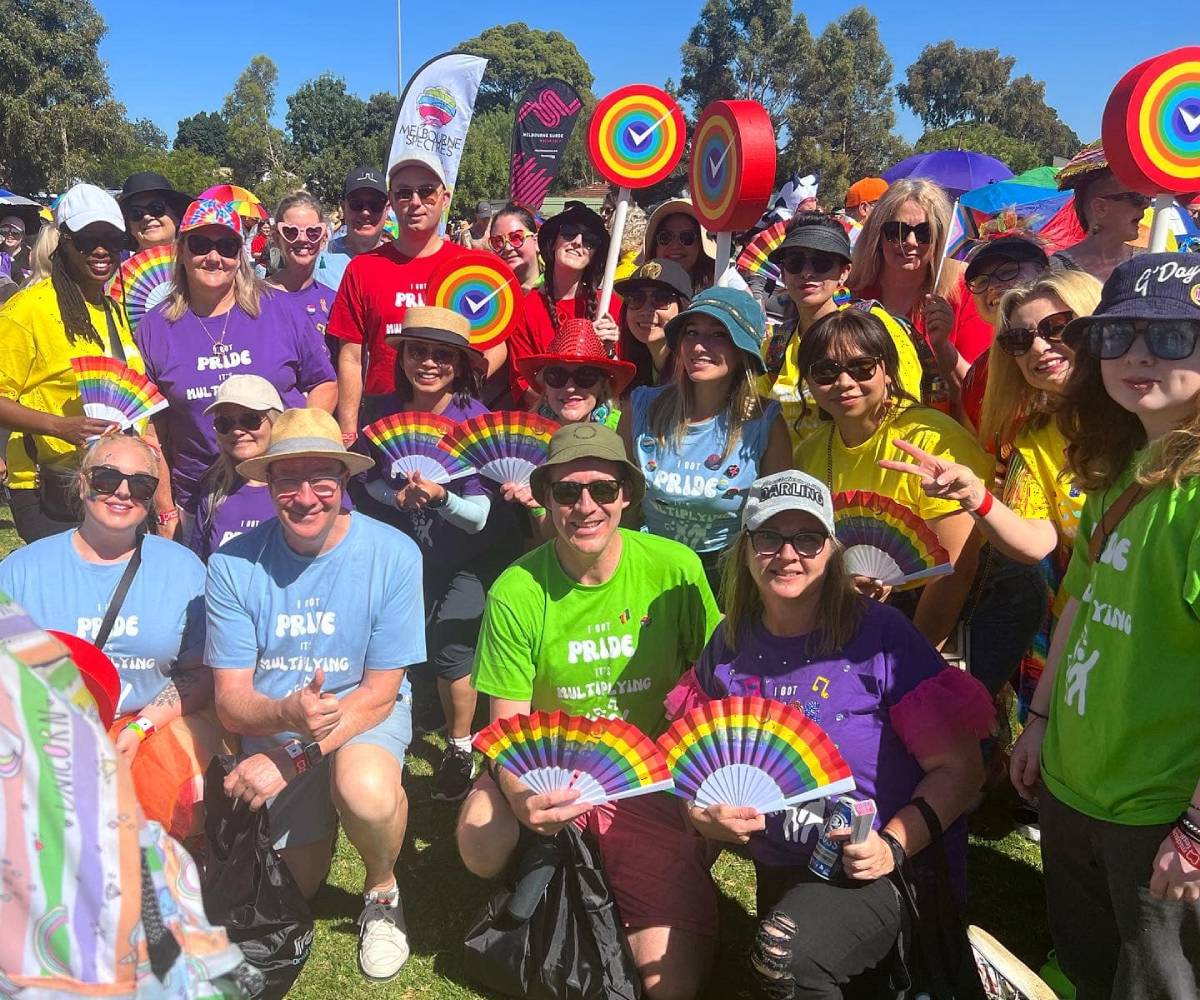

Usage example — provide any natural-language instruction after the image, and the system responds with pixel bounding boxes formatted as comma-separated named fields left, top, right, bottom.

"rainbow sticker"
left=587, top=85, right=686, bottom=188
left=70, top=357, right=168, bottom=430
left=426, top=250, right=521, bottom=351
left=833, top=489, right=952, bottom=588
left=107, top=245, right=174, bottom=332
left=689, top=100, right=777, bottom=232
left=1104, top=47, right=1200, bottom=195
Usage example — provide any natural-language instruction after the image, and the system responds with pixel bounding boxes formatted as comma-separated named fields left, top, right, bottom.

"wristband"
left=124, top=716, right=155, bottom=742
left=283, top=739, right=309, bottom=775
left=973, top=490, right=994, bottom=518
left=879, top=830, right=907, bottom=871
left=156, top=508, right=179, bottom=526
left=1171, top=825, right=1200, bottom=868
left=1026, top=706, right=1048, bottom=722
left=1177, top=812, right=1200, bottom=844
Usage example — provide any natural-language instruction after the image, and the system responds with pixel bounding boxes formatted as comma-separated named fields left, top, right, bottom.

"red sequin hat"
left=516, top=318, right=637, bottom=396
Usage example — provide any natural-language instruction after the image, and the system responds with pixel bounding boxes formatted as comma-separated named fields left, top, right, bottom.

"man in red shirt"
left=327, top=155, right=464, bottom=442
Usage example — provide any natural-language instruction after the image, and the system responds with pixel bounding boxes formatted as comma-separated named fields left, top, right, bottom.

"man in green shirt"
left=459, top=423, right=720, bottom=1000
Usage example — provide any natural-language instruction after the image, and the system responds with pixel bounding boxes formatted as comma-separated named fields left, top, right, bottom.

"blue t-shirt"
left=204, top=511, right=426, bottom=751
left=631, top=385, right=780, bottom=553
left=315, top=234, right=355, bottom=291
left=0, top=531, right=206, bottom=714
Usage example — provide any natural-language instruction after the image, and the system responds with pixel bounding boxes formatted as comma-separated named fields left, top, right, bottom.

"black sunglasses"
left=1098, top=191, right=1153, bottom=210
left=86, top=465, right=159, bottom=504
left=0, top=225, right=25, bottom=238
left=625, top=287, right=678, bottom=310
left=779, top=251, right=842, bottom=277
left=392, top=184, right=442, bottom=204
left=404, top=342, right=460, bottom=366
left=557, top=223, right=600, bottom=250
left=656, top=229, right=698, bottom=248
left=749, top=529, right=828, bottom=558
left=347, top=194, right=388, bottom=214
left=541, top=365, right=606, bottom=390
left=1087, top=318, right=1200, bottom=362
left=214, top=411, right=268, bottom=434
left=549, top=479, right=623, bottom=505
left=882, top=220, right=933, bottom=246
left=66, top=232, right=126, bottom=255
left=186, top=233, right=242, bottom=259
left=808, top=355, right=882, bottom=386
left=966, top=258, right=1036, bottom=294
left=123, top=199, right=169, bottom=222
left=997, top=310, right=1074, bottom=356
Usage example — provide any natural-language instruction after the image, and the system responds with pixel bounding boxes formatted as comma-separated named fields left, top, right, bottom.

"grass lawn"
left=0, top=506, right=1052, bottom=999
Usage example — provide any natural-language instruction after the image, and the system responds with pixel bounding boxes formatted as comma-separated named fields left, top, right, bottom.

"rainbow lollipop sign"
left=587, top=84, right=687, bottom=316
left=1103, top=46, right=1200, bottom=250
left=425, top=250, right=522, bottom=352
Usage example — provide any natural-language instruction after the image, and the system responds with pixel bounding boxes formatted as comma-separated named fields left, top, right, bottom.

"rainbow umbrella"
left=199, top=184, right=269, bottom=221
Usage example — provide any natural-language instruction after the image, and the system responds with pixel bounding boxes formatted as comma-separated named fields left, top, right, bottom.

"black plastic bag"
left=200, top=755, right=314, bottom=1000
left=463, top=824, right=642, bottom=1000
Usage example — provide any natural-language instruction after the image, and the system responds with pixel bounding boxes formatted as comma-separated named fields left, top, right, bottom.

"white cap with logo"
left=742, top=471, right=835, bottom=536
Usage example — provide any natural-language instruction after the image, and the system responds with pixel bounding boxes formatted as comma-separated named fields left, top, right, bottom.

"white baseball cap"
left=742, top=471, right=835, bottom=536
left=203, top=374, right=285, bottom=415
left=387, top=153, right=447, bottom=188
left=54, top=183, right=125, bottom=233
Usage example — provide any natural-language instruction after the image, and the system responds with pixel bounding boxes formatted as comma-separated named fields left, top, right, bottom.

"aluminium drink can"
left=808, top=796, right=877, bottom=880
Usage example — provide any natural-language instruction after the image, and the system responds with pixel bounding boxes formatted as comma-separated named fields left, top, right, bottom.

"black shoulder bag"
left=95, top=536, right=143, bottom=650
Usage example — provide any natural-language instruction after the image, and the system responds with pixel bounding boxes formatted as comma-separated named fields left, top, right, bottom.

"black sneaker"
left=430, top=744, right=475, bottom=802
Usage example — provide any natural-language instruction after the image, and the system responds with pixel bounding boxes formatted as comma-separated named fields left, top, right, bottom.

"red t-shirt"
left=327, top=240, right=465, bottom=395
left=506, top=287, right=623, bottom=404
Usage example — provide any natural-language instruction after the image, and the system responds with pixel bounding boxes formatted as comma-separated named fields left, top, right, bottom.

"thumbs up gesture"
left=287, top=666, right=341, bottom=742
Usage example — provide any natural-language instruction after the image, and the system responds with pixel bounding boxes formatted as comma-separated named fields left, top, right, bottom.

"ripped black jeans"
left=751, top=864, right=904, bottom=1000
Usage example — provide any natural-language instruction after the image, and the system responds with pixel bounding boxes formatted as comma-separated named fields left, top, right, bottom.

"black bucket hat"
left=538, top=201, right=609, bottom=263
left=117, top=172, right=194, bottom=218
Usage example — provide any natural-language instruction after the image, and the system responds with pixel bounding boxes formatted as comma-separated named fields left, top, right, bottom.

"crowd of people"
left=0, top=129, right=1197, bottom=1000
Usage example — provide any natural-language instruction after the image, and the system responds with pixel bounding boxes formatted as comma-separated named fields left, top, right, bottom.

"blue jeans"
left=965, top=552, right=1048, bottom=696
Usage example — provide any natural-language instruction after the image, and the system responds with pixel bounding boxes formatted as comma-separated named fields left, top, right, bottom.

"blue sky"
left=96, top=0, right=1176, bottom=149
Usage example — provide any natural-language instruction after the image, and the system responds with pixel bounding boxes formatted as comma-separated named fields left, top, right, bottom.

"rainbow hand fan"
left=70, top=357, right=168, bottom=430
left=658, top=697, right=854, bottom=813
left=473, top=710, right=674, bottom=805
left=362, top=412, right=474, bottom=485
left=441, top=411, right=559, bottom=487
left=107, top=246, right=174, bottom=332
left=736, top=217, right=861, bottom=284
left=833, top=489, right=952, bottom=588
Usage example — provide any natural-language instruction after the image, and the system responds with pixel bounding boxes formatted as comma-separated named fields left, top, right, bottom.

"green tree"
left=175, top=111, right=229, bottom=162
left=451, top=108, right=513, bottom=215
left=915, top=122, right=1042, bottom=175
left=286, top=74, right=367, bottom=159
left=455, top=22, right=594, bottom=113
left=361, top=91, right=399, bottom=170
left=132, top=118, right=168, bottom=152
left=678, top=0, right=740, bottom=115
left=222, top=55, right=290, bottom=191
left=0, top=0, right=129, bottom=191
left=93, top=144, right=223, bottom=195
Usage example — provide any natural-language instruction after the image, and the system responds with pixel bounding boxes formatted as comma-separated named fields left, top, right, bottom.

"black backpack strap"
left=102, top=298, right=128, bottom=364
left=140, top=850, right=182, bottom=980
left=95, top=535, right=143, bottom=649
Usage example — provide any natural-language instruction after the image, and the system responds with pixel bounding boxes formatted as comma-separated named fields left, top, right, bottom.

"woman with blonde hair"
left=135, top=198, right=336, bottom=541
left=266, top=191, right=335, bottom=346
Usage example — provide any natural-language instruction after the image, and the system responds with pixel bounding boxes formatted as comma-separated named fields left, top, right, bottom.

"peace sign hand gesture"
left=878, top=438, right=988, bottom=513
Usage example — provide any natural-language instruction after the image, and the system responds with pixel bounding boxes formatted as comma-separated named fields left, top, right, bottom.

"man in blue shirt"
left=315, top=165, right=390, bottom=292
left=206, top=407, right=425, bottom=983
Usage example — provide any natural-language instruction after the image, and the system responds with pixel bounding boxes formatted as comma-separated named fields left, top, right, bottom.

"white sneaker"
left=357, top=887, right=410, bottom=981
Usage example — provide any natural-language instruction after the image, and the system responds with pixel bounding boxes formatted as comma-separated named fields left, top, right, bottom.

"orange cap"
left=845, top=177, right=889, bottom=208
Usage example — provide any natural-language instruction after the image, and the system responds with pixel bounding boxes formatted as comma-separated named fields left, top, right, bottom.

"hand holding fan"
left=361, top=412, right=474, bottom=485
left=107, top=246, right=174, bottom=332
left=474, top=710, right=674, bottom=806
left=657, top=697, right=855, bottom=813
left=70, top=357, right=168, bottom=431
left=833, top=489, right=951, bottom=588
left=441, top=411, right=559, bottom=487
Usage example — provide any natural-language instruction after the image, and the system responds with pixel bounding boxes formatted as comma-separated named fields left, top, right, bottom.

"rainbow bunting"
left=833, top=489, right=951, bottom=587
left=657, top=697, right=855, bottom=812
left=473, top=711, right=674, bottom=805
left=362, top=412, right=474, bottom=485
left=441, top=411, right=559, bottom=487
left=70, top=358, right=168, bottom=430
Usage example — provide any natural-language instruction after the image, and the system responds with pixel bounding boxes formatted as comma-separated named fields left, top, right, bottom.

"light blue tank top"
left=631, top=385, right=779, bottom=554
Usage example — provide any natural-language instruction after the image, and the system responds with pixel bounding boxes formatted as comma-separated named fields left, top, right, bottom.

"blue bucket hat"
left=664, top=286, right=766, bottom=374
left=1063, top=252, right=1200, bottom=348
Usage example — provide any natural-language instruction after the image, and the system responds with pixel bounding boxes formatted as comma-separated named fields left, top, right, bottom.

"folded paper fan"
left=362, top=412, right=474, bottom=485
left=107, top=246, right=174, bottom=332
left=736, top=217, right=860, bottom=284
left=70, top=357, right=168, bottom=430
left=833, top=489, right=952, bottom=588
left=473, top=710, right=674, bottom=806
left=441, top=411, right=559, bottom=487
left=657, top=696, right=854, bottom=813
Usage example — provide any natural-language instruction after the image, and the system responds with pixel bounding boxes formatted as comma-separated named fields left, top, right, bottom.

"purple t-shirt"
left=136, top=291, right=336, bottom=511
left=190, top=481, right=277, bottom=562
left=693, top=600, right=947, bottom=868
left=274, top=280, right=334, bottom=343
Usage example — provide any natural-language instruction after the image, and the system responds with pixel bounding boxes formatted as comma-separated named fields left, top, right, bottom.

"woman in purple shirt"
left=671, top=470, right=992, bottom=997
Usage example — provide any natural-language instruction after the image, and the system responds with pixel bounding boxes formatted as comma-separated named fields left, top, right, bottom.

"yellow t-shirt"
left=759, top=302, right=925, bottom=449
left=1001, top=419, right=1083, bottom=547
left=794, top=403, right=991, bottom=522
left=0, top=278, right=144, bottom=489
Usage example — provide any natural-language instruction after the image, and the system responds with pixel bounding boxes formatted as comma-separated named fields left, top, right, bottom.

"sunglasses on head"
left=214, top=411, right=268, bottom=434
left=404, top=341, right=460, bottom=366
left=347, top=194, right=387, bottom=215
left=66, top=232, right=126, bottom=255
left=392, top=184, right=442, bottom=205
left=808, top=355, right=882, bottom=386
left=186, top=233, right=242, bottom=259
left=86, top=465, right=159, bottom=504
left=1097, top=191, right=1154, bottom=209
left=123, top=199, right=169, bottom=222
left=549, top=479, right=623, bottom=506
left=541, top=365, right=606, bottom=390
left=882, top=220, right=932, bottom=246
left=656, top=229, right=698, bottom=248
left=749, top=528, right=828, bottom=558
left=557, top=223, right=600, bottom=250
left=489, top=230, right=533, bottom=253
left=1087, top=318, right=1200, bottom=362
left=779, top=251, right=842, bottom=277
left=997, top=310, right=1074, bottom=356
left=278, top=223, right=325, bottom=244
left=625, top=287, right=678, bottom=310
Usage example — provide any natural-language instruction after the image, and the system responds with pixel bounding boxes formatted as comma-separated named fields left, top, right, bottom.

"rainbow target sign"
left=1103, top=46, right=1200, bottom=195
left=689, top=100, right=778, bottom=232
left=587, top=85, right=686, bottom=188
left=426, top=250, right=522, bottom=351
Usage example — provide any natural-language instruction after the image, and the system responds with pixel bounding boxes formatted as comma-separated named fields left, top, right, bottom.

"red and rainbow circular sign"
left=587, top=85, right=686, bottom=188
left=426, top=250, right=522, bottom=351
left=689, top=101, right=777, bottom=232
left=1103, top=46, right=1200, bottom=195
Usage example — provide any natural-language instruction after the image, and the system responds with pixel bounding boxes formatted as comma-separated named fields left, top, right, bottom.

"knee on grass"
left=331, top=761, right=405, bottom=826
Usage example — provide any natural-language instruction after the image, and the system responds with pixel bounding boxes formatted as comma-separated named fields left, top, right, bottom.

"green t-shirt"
left=472, top=528, right=721, bottom=735
left=1041, top=466, right=1200, bottom=825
